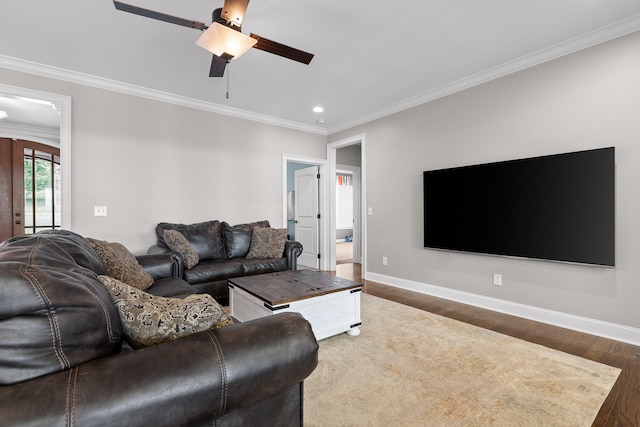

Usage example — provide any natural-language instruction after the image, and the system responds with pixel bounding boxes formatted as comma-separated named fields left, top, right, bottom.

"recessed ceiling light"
left=316, top=119, right=326, bottom=124
left=312, top=106, right=324, bottom=113
left=0, top=110, right=7, bottom=120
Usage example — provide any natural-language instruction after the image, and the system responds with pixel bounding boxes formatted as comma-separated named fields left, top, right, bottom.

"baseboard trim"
left=366, top=271, right=640, bottom=346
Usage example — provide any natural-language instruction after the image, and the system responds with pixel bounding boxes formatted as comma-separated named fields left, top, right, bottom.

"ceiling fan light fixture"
left=196, top=22, right=256, bottom=59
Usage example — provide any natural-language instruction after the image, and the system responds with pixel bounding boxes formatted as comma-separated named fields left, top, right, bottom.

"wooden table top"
left=228, top=270, right=362, bottom=306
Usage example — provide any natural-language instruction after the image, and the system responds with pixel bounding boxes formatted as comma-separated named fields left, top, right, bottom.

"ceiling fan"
left=113, top=0, right=314, bottom=77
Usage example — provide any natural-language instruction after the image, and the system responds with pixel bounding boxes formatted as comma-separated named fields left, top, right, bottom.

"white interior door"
left=295, top=165, right=320, bottom=269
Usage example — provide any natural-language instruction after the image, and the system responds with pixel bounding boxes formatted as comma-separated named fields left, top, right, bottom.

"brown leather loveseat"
left=148, top=220, right=303, bottom=305
left=0, top=230, right=318, bottom=427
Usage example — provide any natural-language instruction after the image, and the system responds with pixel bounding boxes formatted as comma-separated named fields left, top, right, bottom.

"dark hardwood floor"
left=329, top=263, right=640, bottom=427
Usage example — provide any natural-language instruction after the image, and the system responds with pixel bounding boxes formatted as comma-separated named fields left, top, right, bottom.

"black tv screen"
left=423, top=147, right=615, bottom=266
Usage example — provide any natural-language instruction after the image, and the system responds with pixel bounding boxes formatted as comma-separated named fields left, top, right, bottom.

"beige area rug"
left=304, top=294, right=620, bottom=426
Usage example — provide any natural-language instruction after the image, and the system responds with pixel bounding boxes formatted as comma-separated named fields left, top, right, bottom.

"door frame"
left=0, top=83, right=72, bottom=230
left=327, top=133, right=367, bottom=275
left=282, top=154, right=328, bottom=268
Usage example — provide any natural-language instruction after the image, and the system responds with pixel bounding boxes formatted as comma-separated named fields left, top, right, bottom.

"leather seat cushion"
left=155, top=220, right=226, bottom=261
left=146, top=277, right=200, bottom=298
left=242, top=257, right=288, bottom=276
left=184, top=258, right=243, bottom=284
left=0, top=236, right=122, bottom=385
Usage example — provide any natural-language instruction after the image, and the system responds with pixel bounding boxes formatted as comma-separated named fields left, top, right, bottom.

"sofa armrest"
left=285, top=240, right=303, bottom=270
left=136, top=253, right=181, bottom=280
left=147, top=245, right=185, bottom=277
left=0, top=313, right=318, bottom=427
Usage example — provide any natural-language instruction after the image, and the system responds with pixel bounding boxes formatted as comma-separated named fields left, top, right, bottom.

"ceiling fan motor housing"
left=220, top=0, right=249, bottom=28
left=213, top=8, right=241, bottom=31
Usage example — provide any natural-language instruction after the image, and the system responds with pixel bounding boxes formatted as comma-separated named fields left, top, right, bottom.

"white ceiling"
left=1, top=1, right=640, bottom=135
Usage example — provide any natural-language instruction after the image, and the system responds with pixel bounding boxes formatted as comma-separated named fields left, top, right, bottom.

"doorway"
left=336, top=169, right=354, bottom=264
left=283, top=155, right=327, bottom=269
left=336, top=163, right=361, bottom=265
left=0, top=139, right=61, bottom=240
left=327, top=134, right=366, bottom=275
left=0, top=84, right=72, bottom=240
left=283, top=136, right=365, bottom=273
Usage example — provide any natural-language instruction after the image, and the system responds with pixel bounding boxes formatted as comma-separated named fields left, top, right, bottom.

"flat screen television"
left=423, top=147, right=615, bottom=266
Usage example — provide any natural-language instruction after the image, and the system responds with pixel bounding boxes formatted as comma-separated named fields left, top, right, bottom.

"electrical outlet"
left=382, top=256, right=388, bottom=266
left=493, top=273, right=502, bottom=286
left=94, top=206, right=108, bottom=217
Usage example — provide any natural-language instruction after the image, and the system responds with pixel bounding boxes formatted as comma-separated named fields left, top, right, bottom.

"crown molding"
left=328, top=14, right=640, bottom=135
left=0, top=54, right=327, bottom=136
left=3, top=13, right=639, bottom=138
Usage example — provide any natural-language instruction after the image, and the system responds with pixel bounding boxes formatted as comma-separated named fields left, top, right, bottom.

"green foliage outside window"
left=24, top=157, right=53, bottom=196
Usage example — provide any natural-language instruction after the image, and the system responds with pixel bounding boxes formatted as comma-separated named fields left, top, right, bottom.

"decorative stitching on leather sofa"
left=19, top=263, right=70, bottom=370
left=65, top=367, right=79, bottom=427
left=207, top=331, right=228, bottom=419
left=79, top=274, right=118, bottom=342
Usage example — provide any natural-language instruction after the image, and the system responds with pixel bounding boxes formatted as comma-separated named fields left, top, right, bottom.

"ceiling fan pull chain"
left=226, top=64, right=230, bottom=99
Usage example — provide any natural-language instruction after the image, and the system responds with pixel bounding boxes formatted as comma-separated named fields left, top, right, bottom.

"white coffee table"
left=228, top=270, right=362, bottom=340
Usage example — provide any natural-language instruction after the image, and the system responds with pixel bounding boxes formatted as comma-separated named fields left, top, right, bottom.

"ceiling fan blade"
left=209, top=54, right=231, bottom=77
left=113, top=1, right=207, bottom=30
left=249, top=34, right=314, bottom=65
left=221, top=0, right=250, bottom=27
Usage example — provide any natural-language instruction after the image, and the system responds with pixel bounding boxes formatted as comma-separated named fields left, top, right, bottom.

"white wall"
left=331, top=31, right=640, bottom=331
left=0, top=68, right=327, bottom=253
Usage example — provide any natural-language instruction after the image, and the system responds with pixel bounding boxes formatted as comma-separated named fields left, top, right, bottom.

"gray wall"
left=337, top=144, right=361, bottom=166
left=331, top=31, right=640, bottom=329
left=3, top=30, right=640, bottom=332
left=0, top=68, right=327, bottom=253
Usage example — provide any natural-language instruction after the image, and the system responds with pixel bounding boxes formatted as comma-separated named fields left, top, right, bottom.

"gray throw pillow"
left=163, top=229, right=199, bottom=269
left=246, top=227, right=288, bottom=259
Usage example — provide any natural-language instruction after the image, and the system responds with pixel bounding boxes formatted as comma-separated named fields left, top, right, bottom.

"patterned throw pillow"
left=86, top=238, right=154, bottom=290
left=246, top=227, right=288, bottom=259
left=163, top=229, right=199, bottom=269
left=98, top=275, right=234, bottom=348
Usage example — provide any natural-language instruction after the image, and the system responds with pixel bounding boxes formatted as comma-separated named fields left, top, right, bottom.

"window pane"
left=23, top=148, right=61, bottom=233
left=24, top=153, right=33, bottom=230
left=34, top=156, right=52, bottom=227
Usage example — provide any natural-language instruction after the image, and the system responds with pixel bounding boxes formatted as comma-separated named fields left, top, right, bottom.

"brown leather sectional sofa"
left=0, top=230, right=318, bottom=427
